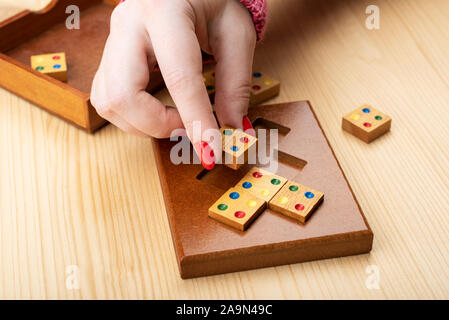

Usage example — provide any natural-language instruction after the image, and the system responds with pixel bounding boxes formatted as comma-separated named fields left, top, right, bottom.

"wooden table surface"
left=1, top=0, right=448, bottom=299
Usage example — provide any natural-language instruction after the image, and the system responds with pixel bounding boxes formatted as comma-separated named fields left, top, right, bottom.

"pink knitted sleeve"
left=239, top=0, right=267, bottom=41
left=119, top=0, right=267, bottom=41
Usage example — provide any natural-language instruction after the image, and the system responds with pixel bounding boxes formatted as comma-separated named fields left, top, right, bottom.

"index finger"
left=147, top=6, right=221, bottom=167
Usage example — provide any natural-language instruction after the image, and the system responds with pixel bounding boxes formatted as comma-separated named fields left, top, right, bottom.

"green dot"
left=223, top=129, right=233, bottom=135
left=35, top=66, right=44, bottom=71
left=375, top=115, right=383, bottom=120
left=289, top=185, right=299, bottom=191
left=217, top=204, right=228, bottom=211
left=206, top=85, right=215, bottom=90
left=271, top=178, right=281, bottom=185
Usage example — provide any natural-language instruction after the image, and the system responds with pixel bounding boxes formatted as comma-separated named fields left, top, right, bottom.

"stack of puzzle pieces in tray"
left=208, top=127, right=324, bottom=231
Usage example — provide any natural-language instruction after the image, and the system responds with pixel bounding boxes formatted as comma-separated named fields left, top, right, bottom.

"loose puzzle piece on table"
left=31, top=52, right=67, bottom=82
left=342, top=105, right=391, bottom=143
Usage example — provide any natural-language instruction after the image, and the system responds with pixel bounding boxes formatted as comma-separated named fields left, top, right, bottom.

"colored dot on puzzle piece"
left=242, top=182, right=252, bottom=189
left=218, top=204, right=228, bottom=211
left=229, top=192, right=240, bottom=199
left=252, top=171, right=263, bottom=178
left=305, top=192, right=315, bottom=199
left=362, top=108, right=371, bottom=113
left=234, top=211, right=246, bottom=219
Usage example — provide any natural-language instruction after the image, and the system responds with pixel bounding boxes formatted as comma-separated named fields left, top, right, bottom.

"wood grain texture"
left=1, top=0, right=449, bottom=299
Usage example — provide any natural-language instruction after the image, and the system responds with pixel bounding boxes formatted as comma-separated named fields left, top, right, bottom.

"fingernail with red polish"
left=194, top=141, right=215, bottom=170
left=242, top=115, right=256, bottom=137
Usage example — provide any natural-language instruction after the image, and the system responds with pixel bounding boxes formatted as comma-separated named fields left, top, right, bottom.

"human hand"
left=91, top=0, right=257, bottom=170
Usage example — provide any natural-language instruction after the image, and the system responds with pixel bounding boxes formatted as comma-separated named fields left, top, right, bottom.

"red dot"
left=295, top=204, right=305, bottom=211
left=52, top=56, right=60, bottom=60
left=252, top=171, right=263, bottom=178
left=240, top=137, right=249, bottom=143
left=234, top=211, right=246, bottom=218
left=363, top=122, right=372, bottom=127
left=252, top=85, right=261, bottom=91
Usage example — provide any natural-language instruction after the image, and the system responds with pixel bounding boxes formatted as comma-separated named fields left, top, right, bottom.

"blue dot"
left=242, top=182, right=252, bottom=189
left=231, top=146, right=239, bottom=152
left=229, top=192, right=240, bottom=199
left=362, top=108, right=371, bottom=113
left=253, top=72, right=262, bottom=78
left=305, top=192, right=314, bottom=199
left=53, top=64, right=62, bottom=69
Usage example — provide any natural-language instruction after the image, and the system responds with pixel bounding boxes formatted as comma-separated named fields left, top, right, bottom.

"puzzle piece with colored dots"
left=235, top=167, right=287, bottom=202
left=220, top=126, right=257, bottom=170
left=268, top=180, right=324, bottom=224
left=202, top=69, right=280, bottom=105
left=250, top=72, right=280, bottom=106
left=31, top=52, right=67, bottom=82
left=208, top=167, right=324, bottom=230
left=342, top=105, right=392, bottom=143
left=208, top=187, right=266, bottom=231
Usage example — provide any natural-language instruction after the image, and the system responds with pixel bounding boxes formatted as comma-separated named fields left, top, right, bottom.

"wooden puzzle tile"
left=235, top=167, right=287, bottom=202
left=250, top=71, right=280, bottom=105
left=203, top=69, right=280, bottom=106
left=208, top=187, right=266, bottom=231
left=342, top=105, right=391, bottom=143
left=221, top=127, right=257, bottom=170
left=31, top=52, right=67, bottom=82
left=268, top=180, right=324, bottom=223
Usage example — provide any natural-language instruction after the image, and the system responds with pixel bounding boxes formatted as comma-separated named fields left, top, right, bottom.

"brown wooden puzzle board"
left=153, top=101, right=373, bottom=279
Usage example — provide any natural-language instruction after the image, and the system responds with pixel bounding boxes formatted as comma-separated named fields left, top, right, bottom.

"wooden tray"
left=153, top=101, right=373, bottom=279
left=0, top=0, right=163, bottom=132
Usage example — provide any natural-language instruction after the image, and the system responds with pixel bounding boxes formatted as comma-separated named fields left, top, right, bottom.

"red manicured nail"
left=194, top=141, right=215, bottom=170
left=242, top=115, right=256, bottom=137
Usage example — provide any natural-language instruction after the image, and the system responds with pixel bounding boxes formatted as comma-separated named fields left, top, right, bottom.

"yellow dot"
left=279, top=196, right=289, bottom=204
left=260, top=189, right=270, bottom=196
left=36, top=57, right=44, bottom=63
left=350, top=114, right=360, bottom=120
left=203, top=77, right=206, bottom=82
left=264, top=80, right=272, bottom=85
left=247, top=200, right=257, bottom=207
